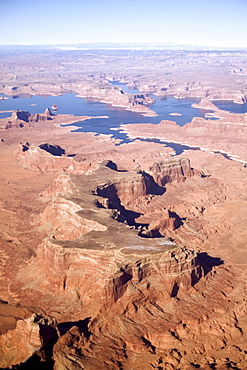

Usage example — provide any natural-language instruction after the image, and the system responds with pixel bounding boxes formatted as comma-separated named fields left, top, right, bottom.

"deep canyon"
left=0, top=48, right=247, bottom=369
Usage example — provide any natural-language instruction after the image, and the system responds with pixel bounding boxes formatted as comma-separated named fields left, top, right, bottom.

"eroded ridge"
left=1, top=154, right=246, bottom=369
left=16, top=165, right=240, bottom=369
left=32, top=161, right=204, bottom=306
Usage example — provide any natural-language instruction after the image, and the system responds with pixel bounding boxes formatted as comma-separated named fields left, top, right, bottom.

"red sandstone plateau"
left=0, top=49, right=247, bottom=369
left=121, top=98, right=247, bottom=162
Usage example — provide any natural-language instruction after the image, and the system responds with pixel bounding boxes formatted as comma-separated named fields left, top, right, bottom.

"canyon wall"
left=148, top=157, right=194, bottom=186
left=16, top=143, right=96, bottom=174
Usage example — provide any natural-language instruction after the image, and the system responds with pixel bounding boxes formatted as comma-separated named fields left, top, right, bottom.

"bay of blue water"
left=0, top=90, right=205, bottom=151
left=110, top=80, right=141, bottom=94
left=0, top=82, right=241, bottom=158
left=0, top=92, right=203, bottom=127
left=213, top=100, right=247, bottom=114
left=0, top=85, right=205, bottom=145
left=109, top=81, right=207, bottom=126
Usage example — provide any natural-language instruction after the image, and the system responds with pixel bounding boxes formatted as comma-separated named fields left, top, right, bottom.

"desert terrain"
left=0, top=48, right=247, bottom=369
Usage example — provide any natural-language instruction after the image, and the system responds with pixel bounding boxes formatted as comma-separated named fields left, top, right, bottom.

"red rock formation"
left=0, top=314, right=42, bottom=368
left=5, top=109, right=53, bottom=129
left=15, top=168, right=204, bottom=320
left=94, top=169, right=163, bottom=207
left=49, top=259, right=246, bottom=370
left=5, top=120, right=27, bottom=129
left=205, top=89, right=246, bottom=104
left=121, top=113, right=247, bottom=161
left=16, top=143, right=96, bottom=174
left=41, top=174, right=74, bottom=197
left=191, top=97, right=220, bottom=111
left=40, top=198, right=107, bottom=240
left=0, top=313, right=57, bottom=368
left=77, top=84, right=157, bottom=116
left=36, top=236, right=201, bottom=296
left=148, top=157, right=194, bottom=186
left=11, top=110, right=31, bottom=122
left=137, top=208, right=182, bottom=236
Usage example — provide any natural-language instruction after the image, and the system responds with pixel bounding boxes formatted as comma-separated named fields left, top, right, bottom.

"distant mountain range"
left=0, top=42, right=246, bottom=51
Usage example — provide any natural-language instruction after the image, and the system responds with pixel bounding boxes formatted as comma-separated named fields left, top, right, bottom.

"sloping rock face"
left=3, top=159, right=246, bottom=369
left=16, top=143, right=96, bottom=174
left=36, top=238, right=202, bottom=306
left=137, top=208, right=182, bottom=236
left=16, top=166, right=204, bottom=314
left=148, top=158, right=194, bottom=186
left=0, top=315, right=41, bottom=367
left=94, top=170, right=164, bottom=208
left=52, top=261, right=244, bottom=370
left=5, top=109, right=53, bottom=129
left=0, top=313, right=57, bottom=368
left=11, top=110, right=31, bottom=122
left=40, top=198, right=107, bottom=240
left=77, top=84, right=156, bottom=115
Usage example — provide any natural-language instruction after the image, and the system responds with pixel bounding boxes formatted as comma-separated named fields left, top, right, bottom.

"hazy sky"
left=0, top=0, right=247, bottom=48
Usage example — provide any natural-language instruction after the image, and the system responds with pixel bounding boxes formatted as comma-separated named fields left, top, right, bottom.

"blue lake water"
left=0, top=86, right=206, bottom=147
left=137, top=138, right=200, bottom=155
left=213, top=100, right=247, bottom=114
left=0, top=91, right=204, bottom=153
left=0, top=91, right=204, bottom=127
left=1, top=82, right=245, bottom=157
left=110, top=80, right=141, bottom=94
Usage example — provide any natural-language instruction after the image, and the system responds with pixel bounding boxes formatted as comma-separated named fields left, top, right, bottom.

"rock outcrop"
left=0, top=313, right=57, bottom=368
left=205, top=89, right=246, bottom=104
left=39, top=142, right=66, bottom=156
left=1, top=49, right=247, bottom=369
left=36, top=238, right=202, bottom=308
left=16, top=143, right=96, bottom=174
left=137, top=208, right=182, bottom=236
left=121, top=112, right=247, bottom=162
left=148, top=157, right=194, bottom=186
left=5, top=109, right=53, bottom=129
left=77, top=84, right=157, bottom=116
left=40, top=197, right=107, bottom=240
left=2, top=147, right=246, bottom=369
left=191, top=97, right=220, bottom=111
left=94, top=169, right=164, bottom=207
left=11, top=110, right=31, bottom=122
left=17, top=166, right=205, bottom=320
left=51, top=262, right=244, bottom=370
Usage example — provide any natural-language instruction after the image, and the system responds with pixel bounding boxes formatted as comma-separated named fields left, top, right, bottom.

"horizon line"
left=0, top=42, right=247, bottom=51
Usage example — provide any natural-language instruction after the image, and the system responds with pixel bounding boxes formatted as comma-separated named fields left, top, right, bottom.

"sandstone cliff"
left=15, top=164, right=202, bottom=313
left=5, top=109, right=53, bottom=129
left=16, top=143, right=96, bottom=174
left=2, top=49, right=247, bottom=369
left=148, top=157, right=194, bottom=186
left=0, top=313, right=57, bottom=368
left=77, top=84, right=157, bottom=116
left=1, top=155, right=247, bottom=369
